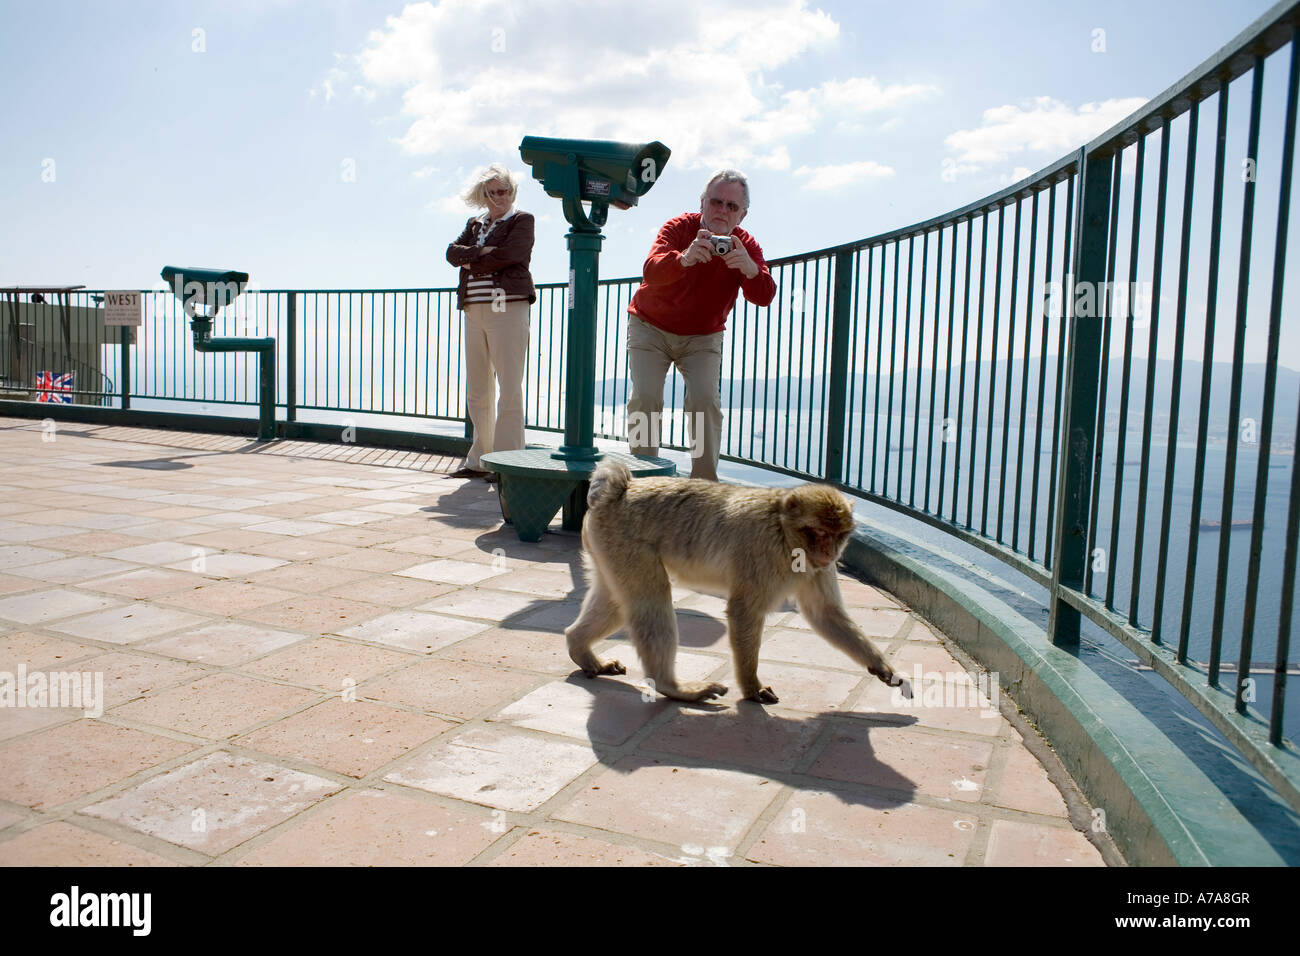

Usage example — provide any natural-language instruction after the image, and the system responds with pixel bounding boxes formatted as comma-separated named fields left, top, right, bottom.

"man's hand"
left=681, top=229, right=714, bottom=268
left=720, top=241, right=758, bottom=279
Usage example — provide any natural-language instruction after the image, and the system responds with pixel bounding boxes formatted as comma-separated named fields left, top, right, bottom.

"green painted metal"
left=1246, top=32, right=1300, bottom=727
left=1180, top=81, right=1231, bottom=664
left=823, top=249, right=854, bottom=484
left=483, top=449, right=674, bottom=541
left=1048, top=148, right=1112, bottom=648
left=1213, top=60, right=1265, bottom=693
left=983, top=206, right=1002, bottom=538
left=1152, top=104, right=1201, bottom=645
left=1084, top=154, right=1122, bottom=599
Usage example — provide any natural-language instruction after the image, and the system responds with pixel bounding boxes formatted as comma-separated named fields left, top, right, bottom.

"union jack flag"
left=35, top=371, right=74, bottom=403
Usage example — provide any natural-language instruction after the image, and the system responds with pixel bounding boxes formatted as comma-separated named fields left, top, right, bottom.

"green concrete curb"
left=842, top=526, right=1291, bottom=867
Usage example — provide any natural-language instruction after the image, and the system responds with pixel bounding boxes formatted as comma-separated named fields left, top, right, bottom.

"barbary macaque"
left=566, top=461, right=911, bottom=703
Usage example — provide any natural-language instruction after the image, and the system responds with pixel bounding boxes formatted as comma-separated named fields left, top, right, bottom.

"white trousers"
left=463, top=300, right=529, bottom=469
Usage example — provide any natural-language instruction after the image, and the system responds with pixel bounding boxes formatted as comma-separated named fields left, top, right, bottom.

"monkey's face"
left=784, top=487, right=854, bottom=569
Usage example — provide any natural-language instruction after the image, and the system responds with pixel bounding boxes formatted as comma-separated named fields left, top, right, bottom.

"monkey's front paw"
left=584, top=659, right=626, bottom=677
left=889, top=673, right=914, bottom=700
left=744, top=686, right=780, bottom=704
left=673, top=681, right=728, bottom=702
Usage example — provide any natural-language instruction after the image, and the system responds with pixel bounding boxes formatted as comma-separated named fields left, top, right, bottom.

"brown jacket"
left=446, top=210, right=537, bottom=310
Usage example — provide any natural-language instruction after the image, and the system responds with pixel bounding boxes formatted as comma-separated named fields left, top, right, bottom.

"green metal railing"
left=3, top=0, right=1298, bottom=814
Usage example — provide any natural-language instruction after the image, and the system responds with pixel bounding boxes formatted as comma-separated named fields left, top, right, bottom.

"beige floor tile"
left=238, top=637, right=413, bottom=692
left=809, top=724, right=993, bottom=803
left=11, top=555, right=141, bottom=585
left=234, top=789, right=502, bottom=865
left=152, top=580, right=301, bottom=614
left=248, top=561, right=375, bottom=593
left=362, top=658, right=540, bottom=719
left=338, top=610, right=492, bottom=652
left=0, top=719, right=196, bottom=809
left=992, top=745, right=1072, bottom=818
left=80, top=651, right=208, bottom=708
left=240, top=595, right=387, bottom=636
left=141, top=620, right=307, bottom=666
left=384, top=725, right=598, bottom=812
left=110, top=672, right=319, bottom=739
left=552, top=755, right=783, bottom=852
left=164, top=552, right=287, bottom=578
left=418, top=588, right=551, bottom=623
left=79, top=567, right=208, bottom=599
left=749, top=788, right=980, bottom=866
left=237, top=698, right=455, bottom=777
left=488, top=827, right=685, bottom=866
left=396, top=559, right=509, bottom=586
left=443, top=626, right=579, bottom=676
left=326, top=575, right=458, bottom=607
left=984, top=818, right=1104, bottom=866
left=81, top=750, right=343, bottom=855
left=491, top=677, right=670, bottom=745
left=0, top=588, right=124, bottom=626
left=48, top=603, right=211, bottom=645
left=0, top=820, right=181, bottom=866
left=0, top=631, right=100, bottom=670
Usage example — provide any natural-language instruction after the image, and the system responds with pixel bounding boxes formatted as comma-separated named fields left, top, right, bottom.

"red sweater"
left=628, top=212, right=777, bottom=335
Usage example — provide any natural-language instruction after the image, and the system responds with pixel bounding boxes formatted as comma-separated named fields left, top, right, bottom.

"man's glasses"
left=708, top=197, right=743, bottom=213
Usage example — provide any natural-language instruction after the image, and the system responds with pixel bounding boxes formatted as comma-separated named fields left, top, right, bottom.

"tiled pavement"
left=0, top=416, right=1107, bottom=866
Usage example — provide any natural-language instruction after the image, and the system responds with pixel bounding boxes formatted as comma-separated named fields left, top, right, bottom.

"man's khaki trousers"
left=626, top=313, right=723, bottom=481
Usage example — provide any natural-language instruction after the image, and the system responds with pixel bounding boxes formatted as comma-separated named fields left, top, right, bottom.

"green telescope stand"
left=483, top=223, right=673, bottom=541
left=160, top=266, right=276, bottom=442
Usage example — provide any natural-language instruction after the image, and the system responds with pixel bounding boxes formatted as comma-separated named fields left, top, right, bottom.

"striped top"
left=464, top=209, right=527, bottom=305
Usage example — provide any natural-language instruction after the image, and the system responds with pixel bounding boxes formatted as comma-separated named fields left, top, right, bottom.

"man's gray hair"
left=462, top=163, right=519, bottom=208
left=701, top=169, right=750, bottom=211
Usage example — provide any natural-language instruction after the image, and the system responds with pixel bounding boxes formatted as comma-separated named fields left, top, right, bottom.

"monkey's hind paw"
left=584, top=659, right=627, bottom=677
left=744, top=686, right=780, bottom=704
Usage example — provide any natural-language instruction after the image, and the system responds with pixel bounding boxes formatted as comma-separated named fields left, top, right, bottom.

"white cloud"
left=430, top=193, right=472, bottom=215
left=794, top=161, right=894, bottom=190
left=944, top=96, right=1147, bottom=175
left=321, top=0, right=929, bottom=175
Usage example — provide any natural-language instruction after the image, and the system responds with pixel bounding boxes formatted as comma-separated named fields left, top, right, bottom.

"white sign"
left=567, top=269, right=574, bottom=311
left=103, top=290, right=142, bottom=326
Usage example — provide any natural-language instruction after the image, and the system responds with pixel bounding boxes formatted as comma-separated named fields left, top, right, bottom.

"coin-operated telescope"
left=519, top=137, right=670, bottom=232
left=160, top=265, right=275, bottom=441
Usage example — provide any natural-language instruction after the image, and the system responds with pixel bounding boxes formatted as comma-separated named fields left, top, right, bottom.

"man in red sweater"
left=626, top=170, right=777, bottom=480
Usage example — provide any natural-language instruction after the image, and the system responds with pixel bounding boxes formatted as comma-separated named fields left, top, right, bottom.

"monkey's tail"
left=587, top=460, right=631, bottom=509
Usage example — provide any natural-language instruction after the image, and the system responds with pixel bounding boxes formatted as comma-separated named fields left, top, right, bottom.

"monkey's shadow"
left=462, top=528, right=920, bottom=810
left=568, top=670, right=921, bottom=811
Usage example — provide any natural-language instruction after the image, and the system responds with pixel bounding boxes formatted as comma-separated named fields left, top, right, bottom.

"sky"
left=0, top=0, right=1284, bottom=293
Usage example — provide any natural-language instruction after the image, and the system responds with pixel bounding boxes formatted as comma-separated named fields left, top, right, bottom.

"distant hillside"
left=596, top=358, right=1299, bottom=439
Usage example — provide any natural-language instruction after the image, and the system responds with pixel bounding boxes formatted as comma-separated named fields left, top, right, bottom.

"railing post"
left=1049, top=148, right=1112, bottom=646
left=824, top=248, right=854, bottom=484
left=120, top=323, right=131, bottom=411
left=286, top=292, right=297, bottom=423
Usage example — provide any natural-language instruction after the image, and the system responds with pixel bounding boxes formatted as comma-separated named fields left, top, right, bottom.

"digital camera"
left=709, top=234, right=734, bottom=255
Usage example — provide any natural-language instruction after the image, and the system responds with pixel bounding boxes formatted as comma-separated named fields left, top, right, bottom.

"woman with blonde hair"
left=446, top=163, right=536, bottom=480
